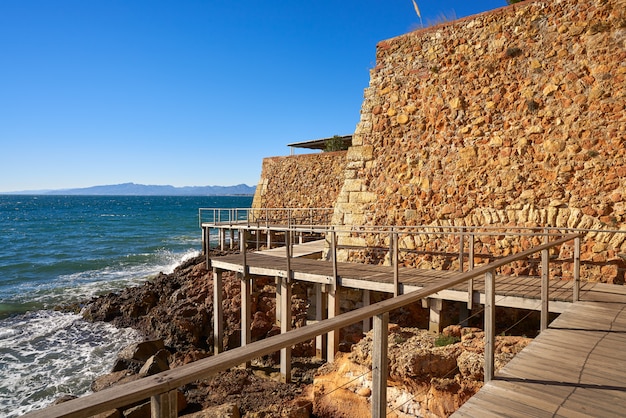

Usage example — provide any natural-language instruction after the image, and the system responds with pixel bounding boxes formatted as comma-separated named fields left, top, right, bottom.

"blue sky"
left=0, top=0, right=508, bottom=192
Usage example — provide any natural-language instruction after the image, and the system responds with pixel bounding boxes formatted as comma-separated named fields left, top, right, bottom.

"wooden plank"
left=500, top=354, right=626, bottom=386
left=486, top=382, right=564, bottom=415
left=558, top=390, right=626, bottom=418
left=461, top=385, right=552, bottom=417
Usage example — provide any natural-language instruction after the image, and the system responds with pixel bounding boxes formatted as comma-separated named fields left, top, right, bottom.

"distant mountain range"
left=4, top=182, right=256, bottom=196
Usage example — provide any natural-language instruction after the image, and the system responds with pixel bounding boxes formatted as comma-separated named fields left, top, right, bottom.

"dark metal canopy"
left=287, top=135, right=352, bottom=150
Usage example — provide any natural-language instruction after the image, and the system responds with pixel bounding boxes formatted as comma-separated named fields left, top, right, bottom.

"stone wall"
left=332, top=0, right=626, bottom=282
left=252, top=151, right=348, bottom=211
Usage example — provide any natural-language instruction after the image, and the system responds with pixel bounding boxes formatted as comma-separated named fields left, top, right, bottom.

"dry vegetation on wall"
left=332, top=0, right=626, bottom=282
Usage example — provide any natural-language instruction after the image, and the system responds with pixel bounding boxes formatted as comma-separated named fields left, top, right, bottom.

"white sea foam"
left=25, top=248, right=200, bottom=307
left=0, top=310, right=141, bottom=417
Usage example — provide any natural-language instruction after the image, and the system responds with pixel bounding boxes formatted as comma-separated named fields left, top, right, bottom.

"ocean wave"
left=0, top=249, right=200, bottom=315
left=0, top=310, right=141, bottom=416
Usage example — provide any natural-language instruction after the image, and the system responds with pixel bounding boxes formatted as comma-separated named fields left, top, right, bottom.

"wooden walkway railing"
left=24, top=233, right=582, bottom=418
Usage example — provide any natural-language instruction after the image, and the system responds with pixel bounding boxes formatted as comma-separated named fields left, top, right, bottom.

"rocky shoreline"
left=75, top=253, right=532, bottom=417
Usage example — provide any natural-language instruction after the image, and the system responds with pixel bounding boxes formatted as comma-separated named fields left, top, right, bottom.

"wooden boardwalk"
left=211, top=250, right=581, bottom=312
left=209, top=237, right=626, bottom=416
left=454, top=287, right=626, bottom=417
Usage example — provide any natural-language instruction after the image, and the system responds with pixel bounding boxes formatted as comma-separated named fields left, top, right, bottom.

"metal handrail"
left=198, top=207, right=335, bottom=228
left=25, top=233, right=583, bottom=418
left=199, top=210, right=626, bottom=237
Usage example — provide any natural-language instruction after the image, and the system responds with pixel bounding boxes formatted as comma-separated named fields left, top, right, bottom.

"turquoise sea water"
left=0, top=195, right=252, bottom=416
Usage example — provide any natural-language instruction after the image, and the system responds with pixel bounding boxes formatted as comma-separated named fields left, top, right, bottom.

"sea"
left=0, top=194, right=252, bottom=416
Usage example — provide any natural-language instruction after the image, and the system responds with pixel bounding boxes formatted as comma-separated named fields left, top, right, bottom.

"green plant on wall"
left=324, top=135, right=349, bottom=152
left=434, top=334, right=461, bottom=346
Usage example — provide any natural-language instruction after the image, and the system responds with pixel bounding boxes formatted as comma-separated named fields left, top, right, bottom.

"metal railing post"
left=459, top=227, right=465, bottom=272
left=574, top=236, right=581, bottom=302
left=240, top=229, right=247, bottom=275
left=203, top=226, right=211, bottom=269
left=285, top=230, right=292, bottom=278
left=392, top=230, right=399, bottom=297
left=541, top=230, right=549, bottom=332
left=484, top=269, right=495, bottom=383
left=467, top=233, right=475, bottom=309
left=331, top=229, right=338, bottom=281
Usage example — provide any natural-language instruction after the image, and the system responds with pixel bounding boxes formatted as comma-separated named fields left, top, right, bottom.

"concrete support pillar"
left=459, top=302, right=469, bottom=328
left=428, top=298, right=443, bottom=334
left=219, top=229, right=226, bottom=251
left=275, top=277, right=281, bottom=326
left=280, top=277, right=292, bottom=383
left=240, top=273, right=251, bottom=349
left=327, top=284, right=340, bottom=362
left=267, top=230, right=272, bottom=249
left=315, top=284, right=327, bottom=360
left=362, top=290, right=371, bottom=333
left=212, top=269, right=223, bottom=354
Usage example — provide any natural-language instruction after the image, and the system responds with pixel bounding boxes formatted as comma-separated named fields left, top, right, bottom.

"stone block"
left=350, top=191, right=378, bottom=204
left=343, top=179, right=364, bottom=192
left=338, top=236, right=367, bottom=247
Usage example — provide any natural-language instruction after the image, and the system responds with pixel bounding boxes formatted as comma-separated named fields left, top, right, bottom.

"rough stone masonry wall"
left=252, top=151, right=347, bottom=211
left=333, top=0, right=626, bottom=282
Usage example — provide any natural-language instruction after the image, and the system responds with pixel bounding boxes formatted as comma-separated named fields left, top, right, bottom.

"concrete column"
left=280, top=277, right=292, bottom=383
left=428, top=298, right=443, bottom=334
left=315, top=284, right=327, bottom=360
left=219, top=229, right=226, bottom=251
left=327, top=284, right=340, bottom=362
left=362, top=290, right=371, bottom=333
left=213, top=269, right=223, bottom=354
left=459, top=302, right=469, bottom=328
left=275, top=277, right=281, bottom=326
left=240, top=273, right=251, bottom=349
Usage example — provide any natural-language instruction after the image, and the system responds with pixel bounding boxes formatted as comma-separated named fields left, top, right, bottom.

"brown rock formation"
left=311, top=326, right=530, bottom=417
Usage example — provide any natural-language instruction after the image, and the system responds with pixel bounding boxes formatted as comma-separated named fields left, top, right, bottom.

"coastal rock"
left=118, top=340, right=165, bottom=363
left=181, top=403, right=240, bottom=418
left=92, top=410, right=122, bottom=418
left=91, top=371, right=140, bottom=392
left=53, top=394, right=78, bottom=404
left=315, top=327, right=531, bottom=416
left=122, top=401, right=150, bottom=418
left=138, top=350, right=170, bottom=377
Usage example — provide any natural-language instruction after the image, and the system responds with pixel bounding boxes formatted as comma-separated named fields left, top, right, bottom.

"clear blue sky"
left=0, top=0, right=507, bottom=192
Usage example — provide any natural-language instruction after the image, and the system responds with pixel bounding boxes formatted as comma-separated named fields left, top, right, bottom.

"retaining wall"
left=332, top=0, right=626, bottom=282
